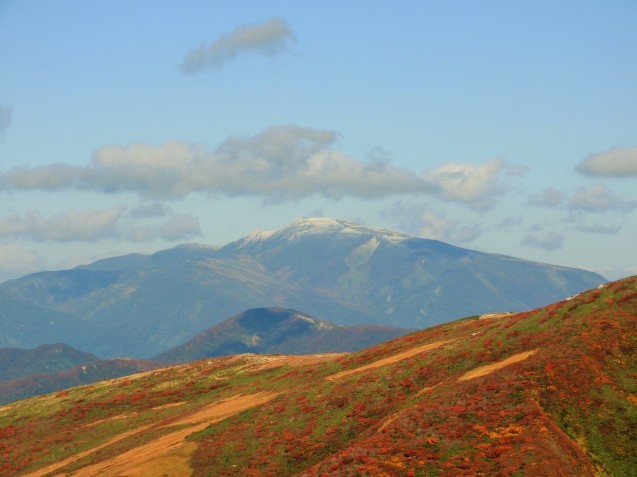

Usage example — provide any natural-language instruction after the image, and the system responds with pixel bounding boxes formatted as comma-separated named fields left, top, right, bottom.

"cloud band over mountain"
left=0, top=126, right=516, bottom=208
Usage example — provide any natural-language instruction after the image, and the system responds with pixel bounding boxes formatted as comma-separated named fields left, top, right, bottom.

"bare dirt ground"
left=22, top=343, right=539, bottom=476
left=22, top=353, right=341, bottom=477
left=237, top=352, right=346, bottom=372
left=375, top=349, right=539, bottom=433
left=458, top=349, right=538, bottom=381
left=326, top=339, right=456, bottom=381
left=478, top=312, right=516, bottom=320
left=25, top=392, right=279, bottom=477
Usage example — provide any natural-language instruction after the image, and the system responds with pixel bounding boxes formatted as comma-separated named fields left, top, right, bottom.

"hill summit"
left=154, top=307, right=413, bottom=363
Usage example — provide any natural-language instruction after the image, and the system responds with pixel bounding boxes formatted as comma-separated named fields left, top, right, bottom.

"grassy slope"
left=0, top=276, right=635, bottom=476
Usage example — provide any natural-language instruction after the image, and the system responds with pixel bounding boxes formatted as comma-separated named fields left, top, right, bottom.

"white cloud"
left=568, top=184, right=637, bottom=212
left=0, top=126, right=524, bottom=209
left=423, top=158, right=520, bottom=210
left=0, top=126, right=432, bottom=201
left=181, top=17, right=295, bottom=73
left=576, top=147, right=637, bottom=177
left=522, top=232, right=564, bottom=251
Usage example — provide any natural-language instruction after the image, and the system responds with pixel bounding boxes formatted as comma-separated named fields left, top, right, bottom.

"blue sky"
left=0, top=0, right=636, bottom=282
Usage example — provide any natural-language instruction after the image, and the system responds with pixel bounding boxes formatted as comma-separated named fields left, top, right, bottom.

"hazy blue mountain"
left=0, top=357, right=159, bottom=405
left=153, top=307, right=414, bottom=363
left=0, top=343, right=99, bottom=382
left=0, top=218, right=605, bottom=358
left=0, top=289, right=105, bottom=353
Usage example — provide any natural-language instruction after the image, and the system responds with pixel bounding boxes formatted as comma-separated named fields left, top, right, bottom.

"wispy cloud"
left=129, top=202, right=170, bottom=218
left=0, top=125, right=523, bottom=208
left=0, top=208, right=125, bottom=242
left=576, top=147, right=637, bottom=177
left=125, top=214, right=202, bottom=242
left=527, top=187, right=566, bottom=207
left=528, top=184, right=635, bottom=213
left=575, top=223, right=622, bottom=234
left=0, top=244, right=45, bottom=277
left=522, top=231, right=564, bottom=251
left=497, top=216, right=523, bottom=228
left=385, top=202, right=483, bottom=244
left=0, top=207, right=201, bottom=242
left=568, top=184, right=637, bottom=212
left=181, top=17, right=295, bottom=73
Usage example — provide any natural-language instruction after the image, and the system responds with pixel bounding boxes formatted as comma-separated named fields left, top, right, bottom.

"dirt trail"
left=25, top=392, right=278, bottom=477
left=458, top=349, right=538, bottom=381
left=375, top=350, right=539, bottom=434
left=326, top=339, right=456, bottom=381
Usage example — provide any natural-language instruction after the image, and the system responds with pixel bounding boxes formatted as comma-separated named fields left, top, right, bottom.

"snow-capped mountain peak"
left=271, top=217, right=410, bottom=243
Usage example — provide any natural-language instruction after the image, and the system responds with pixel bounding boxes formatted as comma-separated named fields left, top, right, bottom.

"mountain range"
left=0, top=217, right=605, bottom=358
left=1, top=275, right=634, bottom=476
left=0, top=308, right=411, bottom=404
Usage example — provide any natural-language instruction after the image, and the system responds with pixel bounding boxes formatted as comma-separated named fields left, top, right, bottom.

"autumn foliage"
left=0, top=276, right=635, bottom=476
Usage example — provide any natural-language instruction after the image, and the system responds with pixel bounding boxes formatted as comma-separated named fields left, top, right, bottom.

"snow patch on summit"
left=242, top=229, right=276, bottom=243
left=275, top=217, right=410, bottom=243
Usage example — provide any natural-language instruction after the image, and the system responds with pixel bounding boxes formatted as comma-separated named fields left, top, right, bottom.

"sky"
left=0, top=0, right=636, bottom=283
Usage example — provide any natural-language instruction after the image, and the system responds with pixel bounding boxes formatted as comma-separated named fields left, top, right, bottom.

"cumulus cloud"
left=0, top=125, right=522, bottom=208
left=576, top=147, right=637, bottom=177
left=423, top=158, right=522, bottom=210
left=181, top=17, right=295, bottom=73
left=528, top=187, right=566, bottom=207
left=522, top=231, right=564, bottom=251
left=0, top=104, right=11, bottom=135
left=0, top=126, right=429, bottom=200
left=0, top=207, right=201, bottom=243
left=568, top=184, right=637, bottom=212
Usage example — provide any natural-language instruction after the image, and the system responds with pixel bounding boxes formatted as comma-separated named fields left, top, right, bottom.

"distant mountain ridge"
left=0, top=343, right=98, bottom=382
left=0, top=217, right=605, bottom=358
left=154, top=307, right=414, bottom=363
left=0, top=307, right=411, bottom=405
left=0, top=357, right=158, bottom=405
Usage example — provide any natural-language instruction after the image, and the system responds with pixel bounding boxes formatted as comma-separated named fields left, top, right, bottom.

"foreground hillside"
left=1, top=276, right=635, bottom=476
left=0, top=217, right=604, bottom=358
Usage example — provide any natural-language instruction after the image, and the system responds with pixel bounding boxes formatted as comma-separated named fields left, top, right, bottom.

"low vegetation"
left=0, top=276, right=635, bottom=476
